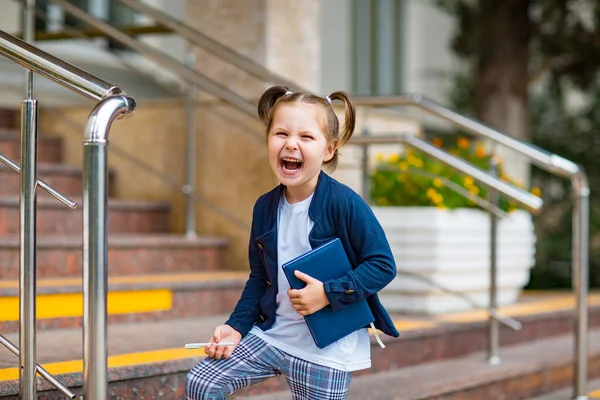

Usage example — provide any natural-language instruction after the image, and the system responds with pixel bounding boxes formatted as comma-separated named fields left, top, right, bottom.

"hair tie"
left=325, top=96, right=332, bottom=104
left=285, top=91, right=293, bottom=95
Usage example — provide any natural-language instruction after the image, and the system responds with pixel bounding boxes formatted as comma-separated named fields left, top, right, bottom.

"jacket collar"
left=270, top=170, right=329, bottom=225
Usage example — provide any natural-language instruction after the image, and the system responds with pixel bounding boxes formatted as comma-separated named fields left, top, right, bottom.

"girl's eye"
left=275, top=131, right=287, bottom=137
left=302, top=135, right=314, bottom=140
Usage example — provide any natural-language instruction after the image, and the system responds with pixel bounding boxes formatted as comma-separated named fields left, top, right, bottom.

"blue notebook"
left=282, top=238, right=375, bottom=349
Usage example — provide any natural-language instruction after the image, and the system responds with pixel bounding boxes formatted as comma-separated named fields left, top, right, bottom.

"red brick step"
left=0, top=129, right=63, bottom=164
left=0, top=234, right=228, bottom=279
left=0, top=163, right=114, bottom=198
left=0, top=196, right=170, bottom=235
left=0, top=234, right=228, bottom=280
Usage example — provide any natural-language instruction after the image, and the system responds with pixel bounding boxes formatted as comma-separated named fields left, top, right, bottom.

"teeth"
left=282, top=158, right=301, bottom=163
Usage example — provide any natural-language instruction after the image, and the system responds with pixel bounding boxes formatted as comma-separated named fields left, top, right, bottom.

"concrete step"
left=0, top=271, right=245, bottom=333
left=238, top=330, right=600, bottom=400
left=0, top=196, right=171, bottom=235
left=0, top=234, right=228, bottom=279
left=0, top=129, right=62, bottom=163
left=0, top=162, right=115, bottom=198
left=0, top=292, right=598, bottom=399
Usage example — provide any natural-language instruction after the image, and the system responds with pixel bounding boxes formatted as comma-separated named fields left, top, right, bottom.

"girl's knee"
left=185, top=367, right=229, bottom=400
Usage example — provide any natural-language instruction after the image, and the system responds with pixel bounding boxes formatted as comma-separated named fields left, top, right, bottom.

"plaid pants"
left=185, top=334, right=352, bottom=400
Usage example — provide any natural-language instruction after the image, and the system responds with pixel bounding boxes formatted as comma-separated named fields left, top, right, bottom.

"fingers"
left=294, top=270, right=318, bottom=283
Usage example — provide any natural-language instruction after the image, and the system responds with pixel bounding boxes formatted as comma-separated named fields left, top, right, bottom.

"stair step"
left=0, top=129, right=62, bottom=163
left=0, top=111, right=15, bottom=130
left=0, top=293, right=598, bottom=398
left=528, top=378, right=600, bottom=399
left=0, top=196, right=170, bottom=235
left=0, top=272, right=245, bottom=333
left=0, top=163, right=115, bottom=198
left=0, top=234, right=228, bottom=279
left=238, top=330, right=600, bottom=400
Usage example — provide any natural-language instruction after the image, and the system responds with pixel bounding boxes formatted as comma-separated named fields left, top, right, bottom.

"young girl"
left=186, top=86, right=399, bottom=400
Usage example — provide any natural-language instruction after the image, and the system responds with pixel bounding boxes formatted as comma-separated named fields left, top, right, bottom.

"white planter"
left=371, top=207, right=536, bottom=314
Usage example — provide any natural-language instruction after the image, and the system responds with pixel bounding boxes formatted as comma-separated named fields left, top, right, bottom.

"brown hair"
left=257, top=85, right=356, bottom=171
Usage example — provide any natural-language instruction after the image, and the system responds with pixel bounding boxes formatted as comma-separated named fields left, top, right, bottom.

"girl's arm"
left=323, top=192, right=396, bottom=311
left=224, top=205, right=269, bottom=336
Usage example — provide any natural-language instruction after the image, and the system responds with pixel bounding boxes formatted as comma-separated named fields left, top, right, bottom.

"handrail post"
left=20, top=1, right=37, bottom=398
left=361, top=125, right=371, bottom=203
left=20, top=99, right=38, bottom=400
left=185, top=51, right=197, bottom=238
left=572, top=170, right=589, bottom=400
left=83, top=95, right=135, bottom=400
left=488, top=156, right=501, bottom=365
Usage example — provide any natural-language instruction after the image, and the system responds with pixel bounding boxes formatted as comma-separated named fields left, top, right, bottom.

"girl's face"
left=267, top=103, right=337, bottom=203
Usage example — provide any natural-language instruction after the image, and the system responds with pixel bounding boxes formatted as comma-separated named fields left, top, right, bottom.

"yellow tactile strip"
left=0, top=272, right=248, bottom=321
left=0, top=347, right=206, bottom=381
left=0, top=290, right=172, bottom=321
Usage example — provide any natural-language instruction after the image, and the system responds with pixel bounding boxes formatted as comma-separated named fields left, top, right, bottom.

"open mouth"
left=280, top=157, right=302, bottom=172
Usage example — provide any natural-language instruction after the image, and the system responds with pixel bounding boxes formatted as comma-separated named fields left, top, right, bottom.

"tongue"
left=284, top=160, right=300, bottom=170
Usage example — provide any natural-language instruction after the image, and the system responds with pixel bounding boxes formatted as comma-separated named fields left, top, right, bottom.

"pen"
left=185, top=342, right=235, bottom=349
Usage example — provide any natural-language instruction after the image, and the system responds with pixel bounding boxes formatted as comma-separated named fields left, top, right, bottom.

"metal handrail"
left=0, top=27, right=136, bottom=399
left=354, top=94, right=580, bottom=178
left=354, top=94, right=590, bottom=399
left=0, top=30, right=123, bottom=101
left=115, top=0, right=303, bottom=92
left=0, top=334, right=76, bottom=398
left=44, top=0, right=257, bottom=116
left=351, top=134, right=543, bottom=213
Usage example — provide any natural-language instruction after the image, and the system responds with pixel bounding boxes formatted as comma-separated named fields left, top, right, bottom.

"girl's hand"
left=288, top=271, right=330, bottom=316
left=205, top=324, right=242, bottom=360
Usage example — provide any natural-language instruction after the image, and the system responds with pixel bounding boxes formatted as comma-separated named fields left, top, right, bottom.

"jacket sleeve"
left=323, top=193, right=396, bottom=311
left=224, top=203, right=269, bottom=336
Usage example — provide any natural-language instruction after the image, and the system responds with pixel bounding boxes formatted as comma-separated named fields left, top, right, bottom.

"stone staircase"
left=0, top=108, right=599, bottom=399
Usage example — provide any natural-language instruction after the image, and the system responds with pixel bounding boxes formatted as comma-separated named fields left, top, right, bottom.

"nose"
left=285, top=136, right=299, bottom=151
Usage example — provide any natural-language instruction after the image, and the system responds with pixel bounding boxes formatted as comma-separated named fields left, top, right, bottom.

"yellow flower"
left=463, top=176, right=475, bottom=187
left=433, top=178, right=444, bottom=188
left=432, top=194, right=444, bottom=204
left=426, top=188, right=437, bottom=198
left=376, top=153, right=385, bottom=162
left=531, top=187, right=542, bottom=197
left=399, top=162, right=409, bottom=171
left=476, top=147, right=486, bottom=158
left=458, top=137, right=470, bottom=149
left=436, top=204, right=447, bottom=210
left=389, top=154, right=399, bottom=163
left=469, top=186, right=480, bottom=196
left=407, top=155, right=422, bottom=168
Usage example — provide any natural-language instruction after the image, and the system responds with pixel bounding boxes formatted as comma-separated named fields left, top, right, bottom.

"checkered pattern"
left=186, top=334, right=352, bottom=400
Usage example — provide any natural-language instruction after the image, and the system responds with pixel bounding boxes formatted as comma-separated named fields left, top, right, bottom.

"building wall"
left=0, top=2, right=22, bottom=35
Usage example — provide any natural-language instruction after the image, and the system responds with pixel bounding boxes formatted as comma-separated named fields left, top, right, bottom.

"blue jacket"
left=225, top=171, right=400, bottom=339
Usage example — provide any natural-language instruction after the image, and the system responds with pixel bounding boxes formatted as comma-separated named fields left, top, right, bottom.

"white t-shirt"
left=250, top=192, right=371, bottom=372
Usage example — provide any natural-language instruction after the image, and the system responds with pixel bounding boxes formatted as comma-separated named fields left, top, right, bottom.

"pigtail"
left=322, top=91, right=356, bottom=172
left=328, top=91, right=356, bottom=147
left=257, top=86, right=291, bottom=126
